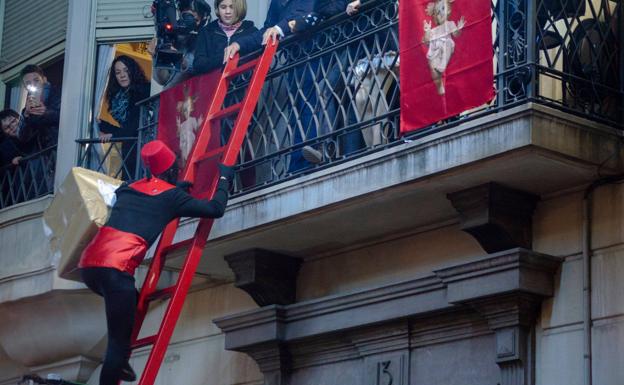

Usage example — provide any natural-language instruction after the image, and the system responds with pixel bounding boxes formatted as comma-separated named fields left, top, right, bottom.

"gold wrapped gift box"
left=44, top=167, right=122, bottom=281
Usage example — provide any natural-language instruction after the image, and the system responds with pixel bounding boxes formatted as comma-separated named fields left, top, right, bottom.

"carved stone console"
left=447, top=183, right=539, bottom=253
left=215, top=249, right=561, bottom=385
left=224, top=249, right=302, bottom=306
left=435, top=249, right=560, bottom=385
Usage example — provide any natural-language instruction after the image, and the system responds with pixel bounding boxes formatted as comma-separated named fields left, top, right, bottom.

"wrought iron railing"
left=0, top=146, right=57, bottom=209
left=77, top=0, right=622, bottom=193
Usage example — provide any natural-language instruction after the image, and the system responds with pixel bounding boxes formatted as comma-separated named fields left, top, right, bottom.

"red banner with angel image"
left=399, top=0, right=495, bottom=132
left=157, top=70, right=222, bottom=196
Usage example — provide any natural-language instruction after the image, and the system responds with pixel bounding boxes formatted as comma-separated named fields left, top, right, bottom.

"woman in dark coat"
left=194, top=0, right=258, bottom=74
left=99, top=55, right=151, bottom=180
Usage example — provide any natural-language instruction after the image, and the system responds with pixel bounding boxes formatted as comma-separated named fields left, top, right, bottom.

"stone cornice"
left=214, top=249, right=561, bottom=355
left=434, top=248, right=561, bottom=304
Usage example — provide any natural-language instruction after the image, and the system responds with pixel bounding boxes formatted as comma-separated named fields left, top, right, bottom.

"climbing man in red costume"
left=78, top=140, right=234, bottom=385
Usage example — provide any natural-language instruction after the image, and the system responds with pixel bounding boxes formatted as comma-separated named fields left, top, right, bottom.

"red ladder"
left=129, top=41, right=278, bottom=385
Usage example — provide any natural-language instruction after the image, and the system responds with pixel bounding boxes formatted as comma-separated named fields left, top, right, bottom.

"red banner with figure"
left=157, top=70, right=222, bottom=196
left=399, top=0, right=495, bottom=132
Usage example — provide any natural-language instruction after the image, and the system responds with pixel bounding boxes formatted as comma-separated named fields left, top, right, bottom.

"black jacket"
left=106, top=177, right=229, bottom=245
left=19, top=83, right=61, bottom=151
left=0, top=135, right=33, bottom=167
left=315, top=0, right=349, bottom=18
left=194, top=20, right=259, bottom=74
left=236, top=0, right=315, bottom=54
left=99, top=83, right=150, bottom=138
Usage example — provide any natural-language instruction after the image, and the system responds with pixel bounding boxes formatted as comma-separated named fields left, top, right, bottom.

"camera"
left=152, top=0, right=211, bottom=70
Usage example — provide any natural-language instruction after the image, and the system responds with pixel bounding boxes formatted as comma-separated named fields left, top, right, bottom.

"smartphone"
left=26, top=85, right=42, bottom=108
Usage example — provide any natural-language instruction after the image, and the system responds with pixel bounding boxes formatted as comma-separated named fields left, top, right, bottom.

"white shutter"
left=97, top=0, right=153, bottom=30
left=0, top=0, right=68, bottom=71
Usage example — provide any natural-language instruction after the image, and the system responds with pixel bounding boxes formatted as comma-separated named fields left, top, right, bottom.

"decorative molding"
left=225, top=249, right=302, bottom=306
left=215, top=249, right=561, bottom=385
left=350, top=322, right=410, bottom=357
left=289, top=334, right=360, bottom=369
left=447, top=183, right=539, bottom=253
left=434, top=248, right=561, bottom=304
left=215, top=276, right=447, bottom=347
left=410, top=310, right=492, bottom=348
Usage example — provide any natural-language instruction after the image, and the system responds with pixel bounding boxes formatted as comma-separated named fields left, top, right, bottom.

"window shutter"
left=97, top=0, right=153, bottom=30
left=1, top=0, right=68, bottom=71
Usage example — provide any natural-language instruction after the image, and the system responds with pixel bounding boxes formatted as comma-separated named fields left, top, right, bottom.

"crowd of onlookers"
left=1, top=0, right=374, bottom=179
left=0, top=65, right=61, bottom=170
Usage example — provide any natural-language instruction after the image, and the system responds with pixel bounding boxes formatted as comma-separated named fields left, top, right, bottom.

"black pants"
left=81, top=267, right=137, bottom=385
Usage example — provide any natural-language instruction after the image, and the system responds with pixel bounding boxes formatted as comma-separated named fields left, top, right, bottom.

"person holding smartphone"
left=19, top=64, right=61, bottom=152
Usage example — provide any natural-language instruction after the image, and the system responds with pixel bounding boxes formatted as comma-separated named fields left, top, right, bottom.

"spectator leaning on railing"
left=223, top=0, right=314, bottom=60
left=194, top=0, right=258, bottom=74
left=0, top=109, right=34, bottom=168
left=19, top=64, right=61, bottom=152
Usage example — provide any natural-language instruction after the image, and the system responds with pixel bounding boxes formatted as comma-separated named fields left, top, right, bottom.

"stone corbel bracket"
left=447, top=183, right=540, bottom=254
left=225, top=249, right=303, bottom=307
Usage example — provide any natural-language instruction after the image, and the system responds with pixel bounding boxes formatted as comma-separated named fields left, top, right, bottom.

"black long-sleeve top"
left=106, top=177, right=229, bottom=246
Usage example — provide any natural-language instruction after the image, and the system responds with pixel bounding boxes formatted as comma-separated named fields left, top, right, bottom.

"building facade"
left=0, top=1, right=622, bottom=385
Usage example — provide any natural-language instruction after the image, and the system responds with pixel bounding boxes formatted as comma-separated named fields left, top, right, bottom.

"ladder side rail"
left=134, top=43, right=278, bottom=385
left=222, top=41, right=278, bottom=166
left=137, top=219, right=214, bottom=385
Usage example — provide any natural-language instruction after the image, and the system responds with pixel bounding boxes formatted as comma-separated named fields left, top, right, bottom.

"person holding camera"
left=79, top=140, right=234, bottom=385
left=150, top=0, right=212, bottom=87
left=18, top=64, right=61, bottom=152
left=194, top=0, right=258, bottom=74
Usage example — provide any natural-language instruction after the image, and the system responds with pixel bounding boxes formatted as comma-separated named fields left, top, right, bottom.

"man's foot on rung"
left=120, top=361, right=136, bottom=382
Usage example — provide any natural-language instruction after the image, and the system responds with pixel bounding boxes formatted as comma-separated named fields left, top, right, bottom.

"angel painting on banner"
left=422, top=0, right=465, bottom=95
left=176, top=88, right=204, bottom=166
left=399, top=0, right=495, bottom=132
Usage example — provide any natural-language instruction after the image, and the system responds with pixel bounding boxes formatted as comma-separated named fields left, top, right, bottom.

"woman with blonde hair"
left=194, top=0, right=258, bottom=74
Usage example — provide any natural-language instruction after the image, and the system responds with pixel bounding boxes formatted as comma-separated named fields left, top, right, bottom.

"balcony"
left=71, top=0, right=623, bottom=279
left=0, top=1, right=621, bottom=383
left=0, top=146, right=56, bottom=209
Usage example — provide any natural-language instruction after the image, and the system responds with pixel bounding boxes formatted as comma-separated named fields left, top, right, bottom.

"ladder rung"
left=147, top=285, right=176, bottom=302
left=132, top=335, right=157, bottom=350
left=208, top=103, right=242, bottom=121
left=194, top=147, right=224, bottom=164
left=161, top=239, right=194, bottom=256
left=224, top=58, right=260, bottom=79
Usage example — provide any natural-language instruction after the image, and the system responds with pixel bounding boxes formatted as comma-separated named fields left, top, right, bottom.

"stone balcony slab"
left=163, top=104, right=622, bottom=278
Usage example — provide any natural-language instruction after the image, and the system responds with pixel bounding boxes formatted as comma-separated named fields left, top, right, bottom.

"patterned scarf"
left=218, top=20, right=243, bottom=38
left=110, top=89, right=130, bottom=124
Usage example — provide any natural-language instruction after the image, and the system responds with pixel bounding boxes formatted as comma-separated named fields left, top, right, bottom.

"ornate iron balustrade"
left=78, top=0, right=621, bottom=195
left=0, top=146, right=57, bottom=209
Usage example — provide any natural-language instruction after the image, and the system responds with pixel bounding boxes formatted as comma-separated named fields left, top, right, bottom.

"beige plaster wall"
left=533, top=185, right=624, bottom=385
left=296, top=183, right=624, bottom=385
left=297, top=224, right=484, bottom=300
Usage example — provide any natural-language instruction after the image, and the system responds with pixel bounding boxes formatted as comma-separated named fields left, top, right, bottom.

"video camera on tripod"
left=151, top=0, right=210, bottom=70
